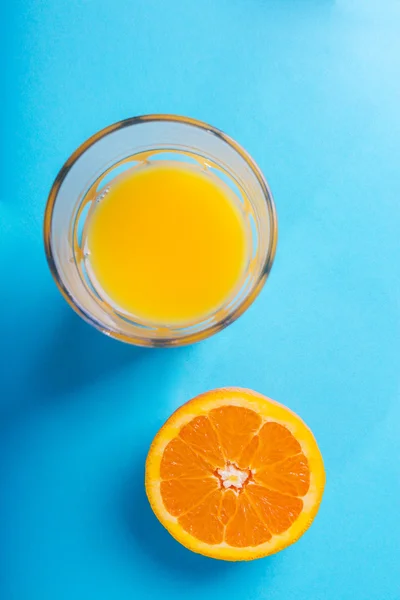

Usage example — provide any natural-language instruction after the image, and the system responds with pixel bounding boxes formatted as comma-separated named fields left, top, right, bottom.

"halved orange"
left=145, top=388, right=325, bottom=561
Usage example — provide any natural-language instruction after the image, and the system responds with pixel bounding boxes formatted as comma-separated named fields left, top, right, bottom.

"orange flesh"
left=159, top=406, right=310, bottom=547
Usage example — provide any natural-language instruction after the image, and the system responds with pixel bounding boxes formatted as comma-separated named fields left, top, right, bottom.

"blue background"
left=1, top=1, right=400, bottom=598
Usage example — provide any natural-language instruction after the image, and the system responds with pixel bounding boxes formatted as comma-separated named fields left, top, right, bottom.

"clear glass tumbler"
left=44, top=115, right=278, bottom=346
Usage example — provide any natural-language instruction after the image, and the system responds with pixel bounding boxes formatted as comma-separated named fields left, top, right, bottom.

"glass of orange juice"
left=44, top=115, right=277, bottom=346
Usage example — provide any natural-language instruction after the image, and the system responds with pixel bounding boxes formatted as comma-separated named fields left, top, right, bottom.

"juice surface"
left=86, top=161, right=248, bottom=324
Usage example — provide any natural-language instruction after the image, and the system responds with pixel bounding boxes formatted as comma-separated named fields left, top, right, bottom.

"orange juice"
left=85, top=162, right=249, bottom=324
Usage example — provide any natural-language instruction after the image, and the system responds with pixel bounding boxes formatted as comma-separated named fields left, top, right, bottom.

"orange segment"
left=209, top=406, right=261, bottom=463
left=219, top=489, right=237, bottom=525
left=160, top=437, right=212, bottom=479
left=251, top=421, right=302, bottom=467
left=225, top=494, right=272, bottom=547
left=179, top=415, right=225, bottom=467
left=245, top=485, right=303, bottom=534
left=237, top=434, right=259, bottom=469
left=255, top=454, right=311, bottom=496
left=161, top=477, right=218, bottom=517
left=146, top=388, right=325, bottom=561
left=178, top=490, right=224, bottom=545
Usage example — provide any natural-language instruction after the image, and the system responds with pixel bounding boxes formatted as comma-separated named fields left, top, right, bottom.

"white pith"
left=217, top=464, right=249, bottom=489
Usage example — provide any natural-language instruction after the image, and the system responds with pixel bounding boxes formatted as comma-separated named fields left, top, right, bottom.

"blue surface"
left=1, top=1, right=400, bottom=598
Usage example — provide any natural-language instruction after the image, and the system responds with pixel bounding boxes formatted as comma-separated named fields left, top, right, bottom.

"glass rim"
left=43, top=113, right=278, bottom=346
